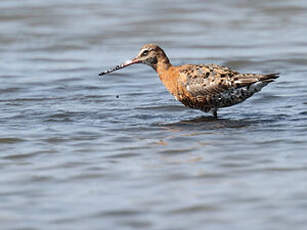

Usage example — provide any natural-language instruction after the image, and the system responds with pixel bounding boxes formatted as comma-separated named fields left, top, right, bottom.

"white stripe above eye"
left=139, top=48, right=152, bottom=54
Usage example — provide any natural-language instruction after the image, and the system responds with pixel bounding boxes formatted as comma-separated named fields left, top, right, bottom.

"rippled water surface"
left=1, top=0, right=307, bottom=229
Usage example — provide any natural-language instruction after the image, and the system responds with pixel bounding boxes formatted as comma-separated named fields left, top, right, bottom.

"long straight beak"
left=99, top=58, right=141, bottom=76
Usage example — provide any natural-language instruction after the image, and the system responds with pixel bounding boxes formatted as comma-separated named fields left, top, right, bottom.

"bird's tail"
left=232, top=72, right=279, bottom=93
left=259, top=73, right=280, bottom=83
left=233, top=72, right=280, bottom=87
left=248, top=73, right=279, bottom=93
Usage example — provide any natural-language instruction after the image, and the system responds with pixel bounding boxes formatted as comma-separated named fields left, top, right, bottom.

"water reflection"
left=1, top=0, right=307, bottom=230
left=161, top=116, right=251, bottom=130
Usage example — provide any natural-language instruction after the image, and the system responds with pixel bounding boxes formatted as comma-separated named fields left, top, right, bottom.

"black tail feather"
left=264, top=73, right=280, bottom=80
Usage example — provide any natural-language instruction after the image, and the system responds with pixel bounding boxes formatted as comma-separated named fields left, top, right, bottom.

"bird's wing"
left=178, top=64, right=278, bottom=97
left=178, top=64, right=237, bottom=97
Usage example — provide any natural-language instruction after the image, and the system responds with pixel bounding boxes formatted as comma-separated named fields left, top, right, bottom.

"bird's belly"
left=178, top=87, right=254, bottom=112
left=210, top=87, right=254, bottom=108
left=177, top=95, right=212, bottom=112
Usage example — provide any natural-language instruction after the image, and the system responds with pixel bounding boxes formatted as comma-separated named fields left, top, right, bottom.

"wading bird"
left=99, top=44, right=279, bottom=118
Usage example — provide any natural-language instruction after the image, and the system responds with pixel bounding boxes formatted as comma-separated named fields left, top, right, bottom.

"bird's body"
left=99, top=44, right=279, bottom=118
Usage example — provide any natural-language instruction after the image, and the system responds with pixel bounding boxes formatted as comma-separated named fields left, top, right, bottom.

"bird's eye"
left=141, top=50, right=149, bottom=56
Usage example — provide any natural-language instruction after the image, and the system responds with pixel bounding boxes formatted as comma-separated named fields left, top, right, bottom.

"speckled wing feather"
left=178, top=64, right=279, bottom=111
left=178, top=64, right=237, bottom=95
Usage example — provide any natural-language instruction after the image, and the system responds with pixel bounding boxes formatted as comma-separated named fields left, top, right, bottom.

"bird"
left=99, top=44, right=279, bottom=118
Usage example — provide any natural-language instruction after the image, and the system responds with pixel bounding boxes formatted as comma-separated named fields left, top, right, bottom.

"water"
left=1, top=0, right=307, bottom=229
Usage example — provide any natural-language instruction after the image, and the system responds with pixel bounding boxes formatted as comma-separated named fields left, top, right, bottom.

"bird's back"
left=172, top=64, right=279, bottom=112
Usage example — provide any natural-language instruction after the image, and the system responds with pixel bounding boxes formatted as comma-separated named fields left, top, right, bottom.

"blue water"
left=0, top=0, right=307, bottom=229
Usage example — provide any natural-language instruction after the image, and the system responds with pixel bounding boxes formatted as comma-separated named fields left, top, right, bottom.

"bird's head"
left=99, top=44, right=170, bottom=76
left=129, top=44, right=165, bottom=67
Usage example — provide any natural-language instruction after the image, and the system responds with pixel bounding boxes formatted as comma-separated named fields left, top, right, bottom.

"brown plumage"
left=99, top=44, right=279, bottom=118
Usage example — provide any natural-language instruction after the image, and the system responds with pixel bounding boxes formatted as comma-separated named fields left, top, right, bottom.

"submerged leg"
left=211, top=108, right=218, bottom=119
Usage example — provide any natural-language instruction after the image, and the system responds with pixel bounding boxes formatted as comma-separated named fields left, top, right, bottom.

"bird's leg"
left=211, top=108, right=218, bottom=119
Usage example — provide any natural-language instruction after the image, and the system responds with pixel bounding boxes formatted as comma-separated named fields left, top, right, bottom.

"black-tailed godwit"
left=99, top=44, right=279, bottom=118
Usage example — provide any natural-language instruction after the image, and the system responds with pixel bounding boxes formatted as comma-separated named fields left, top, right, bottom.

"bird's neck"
left=154, top=58, right=180, bottom=98
left=153, top=56, right=172, bottom=75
